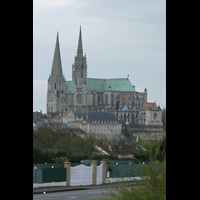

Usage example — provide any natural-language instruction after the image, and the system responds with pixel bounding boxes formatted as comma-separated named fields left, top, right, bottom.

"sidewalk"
left=33, top=181, right=138, bottom=194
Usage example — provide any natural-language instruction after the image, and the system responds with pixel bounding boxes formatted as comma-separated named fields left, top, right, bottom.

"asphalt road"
left=33, top=188, right=113, bottom=200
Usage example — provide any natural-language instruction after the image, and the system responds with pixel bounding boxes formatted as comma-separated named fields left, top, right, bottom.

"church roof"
left=86, top=78, right=135, bottom=92
left=65, top=78, right=135, bottom=93
left=65, top=81, right=75, bottom=93
left=140, top=102, right=160, bottom=111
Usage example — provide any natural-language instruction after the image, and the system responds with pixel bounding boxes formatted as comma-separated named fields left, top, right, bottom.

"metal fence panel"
left=33, top=168, right=43, bottom=183
left=33, top=163, right=64, bottom=169
left=71, top=163, right=81, bottom=167
left=42, top=168, right=66, bottom=183
left=81, top=160, right=101, bottom=166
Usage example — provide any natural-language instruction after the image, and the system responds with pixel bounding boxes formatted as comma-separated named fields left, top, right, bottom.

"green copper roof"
left=65, top=81, right=74, bottom=93
left=86, top=78, right=136, bottom=92
left=65, top=78, right=135, bottom=93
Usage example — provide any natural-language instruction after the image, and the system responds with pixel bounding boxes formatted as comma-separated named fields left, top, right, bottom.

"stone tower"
left=72, top=26, right=87, bottom=84
left=46, top=32, right=66, bottom=114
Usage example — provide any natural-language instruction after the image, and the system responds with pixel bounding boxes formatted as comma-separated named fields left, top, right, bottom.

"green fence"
left=33, top=168, right=66, bottom=183
left=106, top=164, right=146, bottom=178
left=80, top=160, right=101, bottom=166
left=33, top=163, right=64, bottom=169
left=33, top=163, right=82, bottom=168
left=80, top=160, right=148, bottom=166
left=107, top=162, right=163, bottom=178
left=71, top=163, right=81, bottom=167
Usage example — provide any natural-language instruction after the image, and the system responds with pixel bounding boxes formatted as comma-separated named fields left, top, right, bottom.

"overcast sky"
left=33, top=0, right=166, bottom=113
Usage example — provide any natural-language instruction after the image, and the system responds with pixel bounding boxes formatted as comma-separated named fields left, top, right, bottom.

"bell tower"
left=72, top=26, right=87, bottom=84
left=47, top=32, right=66, bottom=114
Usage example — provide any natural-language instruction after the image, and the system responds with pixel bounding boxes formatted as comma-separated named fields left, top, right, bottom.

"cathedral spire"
left=77, top=26, right=83, bottom=55
left=51, top=32, right=63, bottom=76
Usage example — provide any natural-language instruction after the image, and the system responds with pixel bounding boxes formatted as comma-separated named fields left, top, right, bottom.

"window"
left=55, top=84, right=56, bottom=89
left=153, top=113, right=157, bottom=120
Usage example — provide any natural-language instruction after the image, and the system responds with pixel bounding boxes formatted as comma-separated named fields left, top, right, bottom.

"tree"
left=105, top=129, right=166, bottom=200
left=34, top=127, right=61, bottom=148
left=73, top=132, right=105, bottom=155
left=54, top=136, right=74, bottom=154
left=55, top=131, right=106, bottom=156
left=33, top=146, right=42, bottom=163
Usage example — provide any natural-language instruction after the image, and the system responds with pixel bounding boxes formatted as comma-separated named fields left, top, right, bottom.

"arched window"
left=153, top=113, right=157, bottom=120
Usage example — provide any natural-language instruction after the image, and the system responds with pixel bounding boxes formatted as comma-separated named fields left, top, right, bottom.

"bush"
left=33, top=146, right=42, bottom=163
left=106, top=160, right=166, bottom=200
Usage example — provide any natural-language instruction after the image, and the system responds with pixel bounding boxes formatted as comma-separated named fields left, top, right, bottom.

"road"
left=33, top=188, right=113, bottom=200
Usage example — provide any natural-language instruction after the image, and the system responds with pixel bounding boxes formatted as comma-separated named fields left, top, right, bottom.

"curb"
left=33, top=187, right=88, bottom=194
left=33, top=181, right=140, bottom=194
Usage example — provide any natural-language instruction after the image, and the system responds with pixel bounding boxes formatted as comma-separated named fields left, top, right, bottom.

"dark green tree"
left=34, top=127, right=61, bottom=148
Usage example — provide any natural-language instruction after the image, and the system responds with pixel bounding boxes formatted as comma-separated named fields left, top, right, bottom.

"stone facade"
left=62, top=111, right=123, bottom=141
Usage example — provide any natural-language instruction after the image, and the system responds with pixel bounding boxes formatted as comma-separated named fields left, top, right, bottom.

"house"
left=139, top=102, right=163, bottom=125
left=33, top=134, right=52, bottom=151
left=95, top=143, right=136, bottom=160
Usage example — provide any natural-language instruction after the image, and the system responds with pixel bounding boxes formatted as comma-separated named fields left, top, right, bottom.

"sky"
left=33, top=0, right=166, bottom=113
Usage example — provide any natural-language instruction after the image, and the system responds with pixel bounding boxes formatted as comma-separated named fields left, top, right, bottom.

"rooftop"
left=87, top=111, right=121, bottom=124
left=65, top=78, right=136, bottom=93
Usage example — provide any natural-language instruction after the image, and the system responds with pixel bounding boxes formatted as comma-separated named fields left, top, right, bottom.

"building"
left=33, top=134, right=52, bottom=151
left=95, top=143, right=136, bottom=159
left=62, top=111, right=122, bottom=141
left=46, top=26, right=164, bottom=139
left=46, top=26, right=147, bottom=115
left=116, top=102, right=162, bottom=125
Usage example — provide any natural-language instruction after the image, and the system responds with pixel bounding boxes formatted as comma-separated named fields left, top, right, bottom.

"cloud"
left=33, top=0, right=75, bottom=9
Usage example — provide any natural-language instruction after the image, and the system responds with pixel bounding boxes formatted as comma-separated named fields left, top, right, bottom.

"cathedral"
left=46, top=27, right=162, bottom=125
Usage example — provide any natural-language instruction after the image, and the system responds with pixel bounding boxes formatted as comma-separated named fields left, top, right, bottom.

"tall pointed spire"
left=72, top=26, right=87, bottom=82
left=51, top=32, right=63, bottom=76
left=77, top=26, right=83, bottom=55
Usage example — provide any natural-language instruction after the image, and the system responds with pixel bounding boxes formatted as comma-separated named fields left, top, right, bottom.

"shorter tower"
left=72, top=26, right=87, bottom=84
left=47, top=32, right=66, bottom=114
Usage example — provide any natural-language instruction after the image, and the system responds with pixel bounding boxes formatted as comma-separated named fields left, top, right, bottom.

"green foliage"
left=105, top=129, right=166, bottom=200
left=52, top=156, right=68, bottom=164
left=54, top=131, right=105, bottom=155
left=73, top=132, right=105, bottom=155
left=33, top=146, right=42, bottom=163
left=89, top=154, right=118, bottom=161
left=131, top=134, right=166, bottom=162
left=33, top=148, right=119, bottom=164
left=34, top=127, right=61, bottom=148
left=38, top=151, right=56, bottom=163
left=132, top=149, right=147, bottom=160
left=54, top=136, right=73, bottom=154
